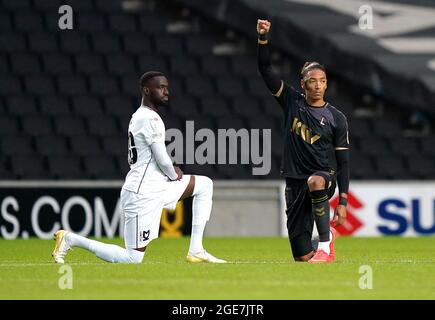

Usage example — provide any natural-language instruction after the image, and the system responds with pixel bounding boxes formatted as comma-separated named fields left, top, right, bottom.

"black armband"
left=338, top=196, right=348, bottom=206
left=258, top=33, right=268, bottom=44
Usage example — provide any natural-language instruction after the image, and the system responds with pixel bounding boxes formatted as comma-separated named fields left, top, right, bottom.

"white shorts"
left=121, top=175, right=191, bottom=248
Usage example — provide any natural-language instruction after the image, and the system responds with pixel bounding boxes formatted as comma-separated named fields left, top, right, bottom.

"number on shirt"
left=128, top=131, right=137, bottom=165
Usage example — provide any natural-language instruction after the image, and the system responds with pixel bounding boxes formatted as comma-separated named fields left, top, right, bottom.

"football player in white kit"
left=52, top=71, right=226, bottom=264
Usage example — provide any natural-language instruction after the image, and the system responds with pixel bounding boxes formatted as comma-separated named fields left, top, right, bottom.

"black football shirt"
left=276, top=84, right=350, bottom=179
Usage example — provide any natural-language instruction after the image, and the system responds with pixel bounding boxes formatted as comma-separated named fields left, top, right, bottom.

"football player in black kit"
left=257, top=19, right=350, bottom=263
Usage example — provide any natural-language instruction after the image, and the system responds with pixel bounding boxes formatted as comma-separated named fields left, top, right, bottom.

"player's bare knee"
left=307, top=175, right=325, bottom=191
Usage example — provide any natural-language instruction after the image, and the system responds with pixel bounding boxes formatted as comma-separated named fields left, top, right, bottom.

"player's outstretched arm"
left=150, top=141, right=180, bottom=181
left=257, top=19, right=285, bottom=99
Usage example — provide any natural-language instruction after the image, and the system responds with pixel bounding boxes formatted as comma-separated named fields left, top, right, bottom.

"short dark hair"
left=139, top=71, right=165, bottom=92
left=300, top=61, right=326, bottom=80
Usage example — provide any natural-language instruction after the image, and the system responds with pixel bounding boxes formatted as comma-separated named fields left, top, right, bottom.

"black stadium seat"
left=12, top=156, right=48, bottom=179
left=70, top=135, right=102, bottom=156
left=10, top=53, right=41, bottom=74
left=35, top=135, right=69, bottom=156
left=87, top=115, right=119, bottom=136
left=75, top=53, right=105, bottom=75
left=21, top=116, right=53, bottom=136
left=84, top=156, right=119, bottom=179
left=0, top=135, right=34, bottom=156
left=28, top=32, right=58, bottom=53
left=40, top=96, right=71, bottom=116
left=54, top=116, right=87, bottom=136
left=48, top=156, right=86, bottom=179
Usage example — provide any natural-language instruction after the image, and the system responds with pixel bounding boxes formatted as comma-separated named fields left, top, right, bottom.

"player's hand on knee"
left=174, top=166, right=183, bottom=181
left=257, top=19, right=271, bottom=35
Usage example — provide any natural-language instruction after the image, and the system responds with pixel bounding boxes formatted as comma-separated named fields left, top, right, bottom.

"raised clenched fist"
left=257, top=19, right=271, bottom=35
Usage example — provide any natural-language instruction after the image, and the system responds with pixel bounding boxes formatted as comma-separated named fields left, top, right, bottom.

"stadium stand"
left=0, top=0, right=433, bottom=180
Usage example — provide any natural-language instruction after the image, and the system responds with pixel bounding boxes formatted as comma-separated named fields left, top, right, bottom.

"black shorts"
left=285, top=171, right=336, bottom=258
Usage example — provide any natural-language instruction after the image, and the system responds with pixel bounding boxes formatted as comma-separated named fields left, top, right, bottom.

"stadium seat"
left=89, top=76, right=120, bottom=96
left=59, top=32, right=91, bottom=53
left=0, top=135, right=34, bottom=156
left=170, top=56, right=199, bottom=76
left=48, top=156, right=86, bottom=179
left=420, top=136, right=435, bottom=156
left=200, top=56, right=230, bottom=76
left=406, top=156, right=435, bottom=179
left=230, top=56, right=258, bottom=78
left=91, top=33, right=121, bottom=54
left=28, top=32, right=58, bottom=53
left=216, top=116, right=246, bottom=130
left=389, top=138, right=419, bottom=157
left=42, top=53, right=74, bottom=75
left=0, top=12, right=12, bottom=31
left=167, top=95, right=198, bottom=116
left=186, top=35, right=216, bottom=56
left=40, top=96, right=71, bottom=116
left=154, top=35, right=184, bottom=56
left=246, top=78, right=271, bottom=98
left=12, top=156, right=48, bottom=179
left=10, top=53, right=41, bottom=74
left=122, top=33, right=152, bottom=54
left=106, top=53, right=136, bottom=75
left=348, top=119, right=372, bottom=140
left=101, top=136, right=126, bottom=157
left=103, top=95, right=135, bottom=116
left=0, top=33, right=26, bottom=53
left=6, top=97, right=38, bottom=116
left=21, top=116, right=53, bottom=136
left=0, top=75, right=22, bottom=95
left=76, top=13, right=106, bottom=32
left=136, top=55, right=169, bottom=74
left=13, top=11, right=44, bottom=32
left=35, top=135, right=69, bottom=156
left=54, top=116, right=87, bottom=136
left=215, top=76, right=246, bottom=97
left=57, top=75, right=88, bottom=96
left=84, top=156, right=120, bottom=179
left=87, top=115, right=119, bottom=136
left=372, top=119, right=402, bottom=139
left=72, top=96, right=104, bottom=117
left=185, top=75, right=215, bottom=97
left=199, top=97, right=231, bottom=117
left=231, top=97, right=261, bottom=116
left=358, top=137, right=390, bottom=157
left=375, top=156, right=406, bottom=179
left=350, top=152, right=377, bottom=180
left=108, top=14, right=138, bottom=34
left=25, top=75, right=56, bottom=95
left=70, top=135, right=102, bottom=156
left=75, top=53, right=105, bottom=75
left=0, top=117, right=20, bottom=135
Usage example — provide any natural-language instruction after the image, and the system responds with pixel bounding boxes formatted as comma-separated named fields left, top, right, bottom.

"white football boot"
left=186, top=250, right=227, bottom=264
left=52, top=230, right=71, bottom=264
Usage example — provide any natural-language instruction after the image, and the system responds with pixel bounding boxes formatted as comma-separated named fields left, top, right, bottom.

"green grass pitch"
left=0, top=236, right=434, bottom=299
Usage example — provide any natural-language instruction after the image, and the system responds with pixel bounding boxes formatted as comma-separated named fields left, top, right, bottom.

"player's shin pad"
left=309, top=189, right=330, bottom=242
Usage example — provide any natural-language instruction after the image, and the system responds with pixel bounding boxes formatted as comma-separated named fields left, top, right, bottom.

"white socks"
left=317, top=231, right=333, bottom=254
left=188, top=175, right=213, bottom=255
left=65, top=233, right=144, bottom=264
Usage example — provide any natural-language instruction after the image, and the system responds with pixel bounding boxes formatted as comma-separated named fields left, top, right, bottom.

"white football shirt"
left=122, top=106, right=167, bottom=194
